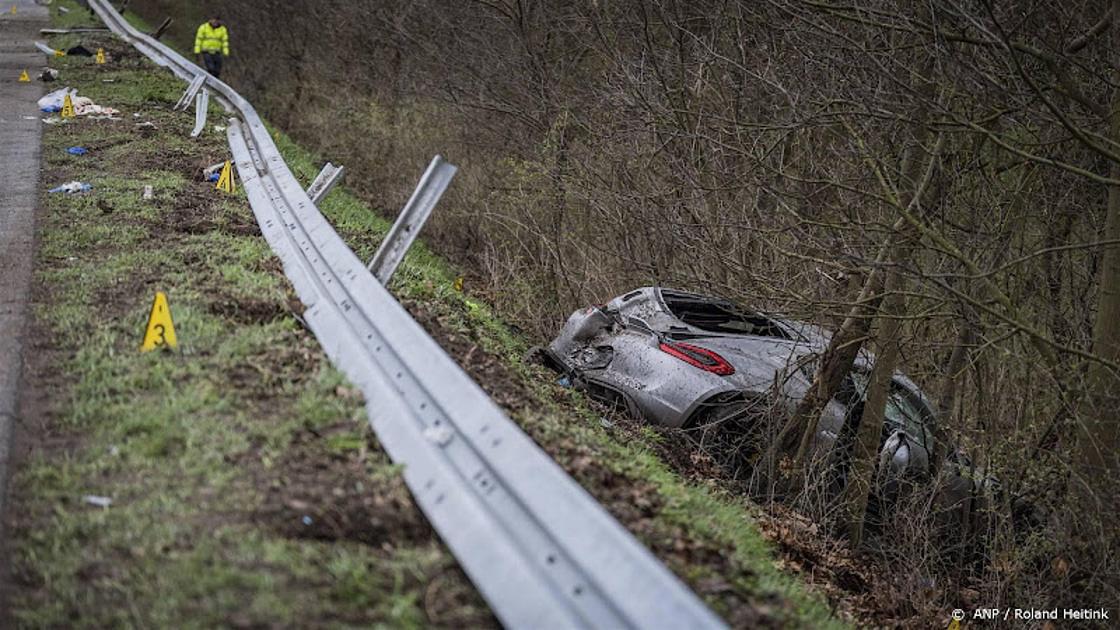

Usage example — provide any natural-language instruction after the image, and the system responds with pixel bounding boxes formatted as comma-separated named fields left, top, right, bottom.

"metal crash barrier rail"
left=87, top=2, right=726, bottom=627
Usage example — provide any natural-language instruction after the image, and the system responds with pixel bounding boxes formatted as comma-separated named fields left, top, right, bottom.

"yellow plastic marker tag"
left=10, top=5, right=16, bottom=15
left=140, top=291, right=178, bottom=352
left=61, top=93, right=75, bottom=117
left=215, top=160, right=236, bottom=193
left=453, top=276, right=464, bottom=292
left=54, top=49, right=65, bottom=57
left=947, top=619, right=960, bottom=630
left=96, top=48, right=106, bottom=64
left=18, top=69, right=29, bottom=82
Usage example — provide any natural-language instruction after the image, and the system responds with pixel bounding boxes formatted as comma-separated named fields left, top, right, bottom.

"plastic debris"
left=67, top=146, right=88, bottom=155
left=49, top=181, right=92, bottom=194
left=38, top=86, right=73, bottom=112
left=142, top=185, right=154, bottom=200
left=37, top=87, right=120, bottom=117
left=40, top=68, right=59, bottom=82
left=301, top=515, right=313, bottom=526
left=82, top=495, right=113, bottom=508
left=557, top=375, right=572, bottom=388
left=203, top=162, right=224, bottom=182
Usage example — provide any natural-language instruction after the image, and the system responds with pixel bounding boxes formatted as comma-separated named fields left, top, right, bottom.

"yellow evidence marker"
left=54, top=49, right=65, bottom=57
left=10, top=5, right=16, bottom=15
left=141, top=291, right=178, bottom=352
left=96, top=48, right=106, bottom=64
left=18, top=69, right=29, bottom=82
left=61, top=93, right=75, bottom=118
left=453, top=276, right=464, bottom=292
left=215, top=160, right=236, bottom=194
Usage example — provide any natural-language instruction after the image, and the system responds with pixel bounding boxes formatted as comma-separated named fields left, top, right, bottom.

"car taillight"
left=659, top=341, right=735, bottom=375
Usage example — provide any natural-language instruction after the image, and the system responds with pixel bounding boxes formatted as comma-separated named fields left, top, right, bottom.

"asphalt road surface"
left=0, top=0, right=48, bottom=536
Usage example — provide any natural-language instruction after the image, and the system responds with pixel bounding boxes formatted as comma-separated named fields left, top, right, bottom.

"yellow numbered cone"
left=140, top=291, right=178, bottom=352
left=10, top=5, right=16, bottom=15
left=18, top=69, right=30, bottom=82
left=215, top=160, right=236, bottom=194
left=61, top=93, right=75, bottom=118
left=96, top=48, right=106, bottom=64
left=54, top=49, right=65, bottom=57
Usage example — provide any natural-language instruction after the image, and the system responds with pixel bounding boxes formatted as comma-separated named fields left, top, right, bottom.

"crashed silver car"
left=537, top=287, right=964, bottom=490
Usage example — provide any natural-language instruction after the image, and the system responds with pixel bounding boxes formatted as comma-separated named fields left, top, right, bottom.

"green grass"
left=10, top=2, right=850, bottom=628
left=9, top=19, right=490, bottom=629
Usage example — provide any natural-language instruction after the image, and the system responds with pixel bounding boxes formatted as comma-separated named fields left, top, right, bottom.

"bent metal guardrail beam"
left=87, top=2, right=726, bottom=628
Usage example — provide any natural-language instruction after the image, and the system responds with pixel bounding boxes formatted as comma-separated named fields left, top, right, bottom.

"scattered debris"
left=40, top=68, right=59, bottom=82
left=37, top=87, right=120, bottom=117
left=66, top=146, right=88, bottom=156
left=142, top=185, right=154, bottom=200
left=33, top=41, right=57, bottom=56
left=301, top=515, right=313, bottom=526
left=49, top=181, right=93, bottom=194
left=39, top=28, right=110, bottom=35
left=67, top=45, right=94, bottom=57
left=82, top=495, right=113, bottom=508
left=38, top=87, right=74, bottom=112
left=203, top=162, right=225, bottom=182
left=134, top=121, right=157, bottom=136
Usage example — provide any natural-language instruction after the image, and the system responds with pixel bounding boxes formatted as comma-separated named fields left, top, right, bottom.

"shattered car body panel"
left=544, top=287, right=961, bottom=491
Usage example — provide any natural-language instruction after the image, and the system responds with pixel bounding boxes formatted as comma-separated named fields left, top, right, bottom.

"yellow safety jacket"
left=194, top=23, right=229, bottom=56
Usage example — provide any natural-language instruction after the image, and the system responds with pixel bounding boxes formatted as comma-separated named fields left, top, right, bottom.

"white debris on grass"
left=82, top=495, right=113, bottom=508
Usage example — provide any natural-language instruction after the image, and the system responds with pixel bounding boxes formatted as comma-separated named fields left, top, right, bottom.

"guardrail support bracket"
left=190, top=90, right=209, bottom=138
left=307, top=162, right=345, bottom=206
left=174, top=74, right=205, bottom=111
left=368, top=155, right=457, bottom=285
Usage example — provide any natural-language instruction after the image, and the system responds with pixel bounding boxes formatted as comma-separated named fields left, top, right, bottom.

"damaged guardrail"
left=87, top=2, right=727, bottom=628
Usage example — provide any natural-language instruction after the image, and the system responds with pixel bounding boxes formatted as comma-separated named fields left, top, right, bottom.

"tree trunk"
left=841, top=275, right=905, bottom=546
left=1077, top=0, right=1120, bottom=488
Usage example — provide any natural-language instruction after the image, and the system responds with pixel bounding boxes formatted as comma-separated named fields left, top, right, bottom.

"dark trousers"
left=202, top=52, right=223, bottom=78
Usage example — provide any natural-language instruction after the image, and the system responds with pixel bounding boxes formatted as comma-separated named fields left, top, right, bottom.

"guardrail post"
left=368, top=155, right=457, bottom=285
left=190, top=90, right=209, bottom=138
left=151, top=17, right=172, bottom=40
left=307, top=162, right=345, bottom=206
left=174, top=74, right=205, bottom=111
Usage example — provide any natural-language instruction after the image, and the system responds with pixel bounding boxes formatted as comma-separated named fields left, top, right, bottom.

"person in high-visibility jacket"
left=194, top=15, right=229, bottom=79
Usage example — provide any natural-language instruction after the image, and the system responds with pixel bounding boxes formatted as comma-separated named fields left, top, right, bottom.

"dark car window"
left=661, top=291, right=794, bottom=339
left=849, top=372, right=932, bottom=449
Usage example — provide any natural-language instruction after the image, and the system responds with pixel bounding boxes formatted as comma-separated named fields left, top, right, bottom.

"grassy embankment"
left=6, top=2, right=847, bottom=627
